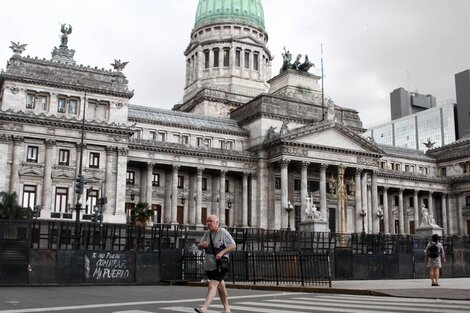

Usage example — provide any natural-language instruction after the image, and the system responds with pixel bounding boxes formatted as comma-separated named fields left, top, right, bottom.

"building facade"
left=455, top=69, right=470, bottom=139
left=1, top=0, right=469, bottom=236
left=390, top=87, right=436, bottom=120
left=365, top=102, right=456, bottom=151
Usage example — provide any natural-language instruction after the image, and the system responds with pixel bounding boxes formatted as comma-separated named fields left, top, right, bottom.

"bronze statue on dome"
left=60, top=23, right=73, bottom=48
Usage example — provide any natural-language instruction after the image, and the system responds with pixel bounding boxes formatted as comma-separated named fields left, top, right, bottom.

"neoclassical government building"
left=0, top=0, right=469, bottom=236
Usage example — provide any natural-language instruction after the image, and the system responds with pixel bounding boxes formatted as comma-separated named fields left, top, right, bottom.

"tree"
left=0, top=191, right=33, bottom=220
left=130, top=201, right=152, bottom=226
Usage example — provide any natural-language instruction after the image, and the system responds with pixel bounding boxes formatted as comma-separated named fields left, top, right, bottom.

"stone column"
left=458, top=193, right=465, bottom=235
left=10, top=136, right=23, bottom=195
left=428, top=191, right=434, bottom=222
left=171, top=165, right=179, bottom=224
left=219, top=170, right=227, bottom=225
left=146, top=163, right=154, bottom=205
left=280, top=159, right=290, bottom=230
left=371, top=171, right=379, bottom=234
left=250, top=174, right=258, bottom=227
left=441, top=193, right=448, bottom=235
left=413, top=190, right=419, bottom=227
left=113, top=148, right=128, bottom=223
left=361, top=172, right=368, bottom=232
left=41, top=140, right=55, bottom=215
left=398, top=188, right=404, bottom=234
left=320, top=164, right=328, bottom=220
left=354, top=168, right=362, bottom=233
left=383, top=187, right=390, bottom=234
left=242, top=172, right=249, bottom=227
left=258, top=156, right=268, bottom=229
left=448, top=193, right=456, bottom=234
left=367, top=185, right=372, bottom=233
left=105, top=146, right=115, bottom=215
left=188, top=173, right=196, bottom=225
left=197, top=47, right=203, bottom=80
left=300, top=161, right=309, bottom=221
left=196, top=167, right=204, bottom=226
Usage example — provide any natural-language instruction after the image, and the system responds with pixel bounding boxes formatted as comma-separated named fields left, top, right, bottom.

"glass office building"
left=365, top=102, right=456, bottom=151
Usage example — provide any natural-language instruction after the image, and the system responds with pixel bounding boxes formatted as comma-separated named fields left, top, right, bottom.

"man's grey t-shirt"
left=201, top=228, right=235, bottom=271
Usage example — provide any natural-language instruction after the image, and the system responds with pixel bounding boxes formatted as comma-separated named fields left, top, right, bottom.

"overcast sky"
left=2, top=0, right=469, bottom=127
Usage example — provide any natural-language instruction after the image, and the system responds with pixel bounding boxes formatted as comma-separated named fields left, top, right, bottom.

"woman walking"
left=425, top=234, right=446, bottom=286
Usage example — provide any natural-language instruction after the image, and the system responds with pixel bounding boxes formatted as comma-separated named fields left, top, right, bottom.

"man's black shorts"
left=206, top=269, right=225, bottom=282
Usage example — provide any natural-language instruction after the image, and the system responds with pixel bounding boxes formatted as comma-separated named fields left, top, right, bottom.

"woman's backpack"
left=427, top=243, right=439, bottom=258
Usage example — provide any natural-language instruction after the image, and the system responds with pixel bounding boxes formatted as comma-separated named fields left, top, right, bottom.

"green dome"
left=195, top=0, right=265, bottom=31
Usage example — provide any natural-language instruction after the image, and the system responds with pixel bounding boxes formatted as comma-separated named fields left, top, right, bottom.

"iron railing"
left=182, top=251, right=331, bottom=286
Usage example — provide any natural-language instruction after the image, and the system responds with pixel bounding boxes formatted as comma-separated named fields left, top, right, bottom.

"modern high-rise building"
left=0, top=0, right=469, bottom=236
left=365, top=102, right=456, bottom=151
left=390, top=87, right=436, bottom=120
left=455, top=69, right=470, bottom=139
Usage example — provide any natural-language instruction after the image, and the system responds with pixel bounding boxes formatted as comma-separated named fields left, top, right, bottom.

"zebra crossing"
left=158, top=294, right=470, bottom=313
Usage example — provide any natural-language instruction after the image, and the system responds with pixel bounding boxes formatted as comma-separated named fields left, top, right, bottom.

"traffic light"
left=75, top=175, right=84, bottom=194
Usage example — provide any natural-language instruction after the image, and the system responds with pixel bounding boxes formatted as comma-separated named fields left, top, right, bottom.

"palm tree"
left=0, top=191, right=33, bottom=220
left=130, top=201, right=152, bottom=226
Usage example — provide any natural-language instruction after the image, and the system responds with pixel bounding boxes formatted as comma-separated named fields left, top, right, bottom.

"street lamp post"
left=285, top=201, right=293, bottom=231
left=329, top=164, right=354, bottom=245
left=360, top=209, right=366, bottom=235
left=74, top=92, right=87, bottom=223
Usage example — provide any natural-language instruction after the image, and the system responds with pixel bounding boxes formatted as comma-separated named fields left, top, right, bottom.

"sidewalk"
left=188, top=277, right=470, bottom=300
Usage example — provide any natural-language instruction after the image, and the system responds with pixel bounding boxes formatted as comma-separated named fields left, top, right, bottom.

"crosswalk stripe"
left=113, top=311, right=154, bottom=313
left=266, top=299, right=468, bottom=312
left=295, top=296, right=468, bottom=308
left=159, top=307, right=218, bottom=313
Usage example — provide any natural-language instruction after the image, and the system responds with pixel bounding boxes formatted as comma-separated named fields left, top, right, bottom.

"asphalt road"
left=1, top=285, right=469, bottom=313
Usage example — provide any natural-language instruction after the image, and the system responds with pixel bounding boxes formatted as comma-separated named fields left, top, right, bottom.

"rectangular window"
left=204, top=50, right=210, bottom=69
left=253, top=53, right=259, bottom=71
left=26, top=146, right=39, bottom=163
left=275, top=176, right=281, bottom=190
left=409, top=197, right=414, bottom=207
left=213, top=49, right=219, bottom=67
left=223, top=48, right=230, bottom=67
left=294, top=179, right=301, bottom=191
left=58, top=149, right=70, bottom=166
left=86, top=189, right=98, bottom=214
left=394, top=196, right=399, bottom=206
left=235, top=50, right=241, bottom=67
left=202, top=177, right=207, bottom=190
left=69, top=99, right=78, bottom=114
left=197, top=137, right=211, bottom=148
left=126, top=171, right=135, bottom=185
left=39, top=96, right=48, bottom=111
left=150, top=131, right=157, bottom=141
left=219, top=140, right=233, bottom=150
left=181, top=135, right=189, bottom=145
left=157, top=132, right=166, bottom=142
left=89, top=152, right=100, bottom=168
left=308, top=180, right=319, bottom=192
left=466, top=196, right=470, bottom=206
left=152, top=173, right=160, bottom=187
left=132, top=131, right=141, bottom=140
left=58, top=98, right=66, bottom=113
left=225, top=180, right=230, bottom=192
left=380, top=161, right=386, bottom=169
left=54, top=187, right=68, bottom=213
left=405, top=164, right=410, bottom=172
left=26, top=94, right=36, bottom=109
left=178, top=175, right=184, bottom=188
left=441, top=167, right=447, bottom=177
left=244, top=51, right=250, bottom=69
left=22, top=185, right=36, bottom=209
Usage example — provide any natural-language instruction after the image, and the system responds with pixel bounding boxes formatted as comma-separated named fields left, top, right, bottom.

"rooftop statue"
left=9, top=41, right=27, bottom=54
left=111, top=59, right=129, bottom=71
left=423, top=138, right=436, bottom=149
left=280, top=48, right=315, bottom=73
left=59, top=24, right=72, bottom=48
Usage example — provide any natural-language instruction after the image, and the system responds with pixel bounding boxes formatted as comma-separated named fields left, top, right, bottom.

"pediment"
left=274, top=121, right=384, bottom=155
left=292, top=128, right=370, bottom=152
left=19, top=167, right=43, bottom=177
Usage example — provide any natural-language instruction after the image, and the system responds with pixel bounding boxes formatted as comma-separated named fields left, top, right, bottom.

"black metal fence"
left=182, top=251, right=331, bottom=287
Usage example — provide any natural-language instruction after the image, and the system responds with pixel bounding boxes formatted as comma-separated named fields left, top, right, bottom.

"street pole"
left=286, top=201, right=293, bottom=231
left=75, top=92, right=87, bottom=222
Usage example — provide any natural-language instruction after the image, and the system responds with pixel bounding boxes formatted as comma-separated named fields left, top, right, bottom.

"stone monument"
left=298, top=194, right=329, bottom=232
left=414, top=204, right=443, bottom=237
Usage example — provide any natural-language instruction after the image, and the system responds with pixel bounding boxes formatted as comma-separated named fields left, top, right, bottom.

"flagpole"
left=321, top=44, right=325, bottom=121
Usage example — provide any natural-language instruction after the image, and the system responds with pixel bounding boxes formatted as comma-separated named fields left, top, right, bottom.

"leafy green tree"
left=130, top=201, right=152, bottom=226
left=0, top=191, right=33, bottom=220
